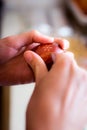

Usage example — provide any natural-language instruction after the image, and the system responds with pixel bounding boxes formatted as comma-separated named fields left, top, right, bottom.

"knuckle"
left=61, top=54, right=73, bottom=67
left=31, top=30, right=38, bottom=35
left=6, top=36, right=13, bottom=42
left=5, top=36, right=15, bottom=45
left=62, top=57, right=70, bottom=67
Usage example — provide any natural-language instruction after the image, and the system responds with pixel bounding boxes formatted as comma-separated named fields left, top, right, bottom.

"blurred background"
left=0, top=0, right=87, bottom=130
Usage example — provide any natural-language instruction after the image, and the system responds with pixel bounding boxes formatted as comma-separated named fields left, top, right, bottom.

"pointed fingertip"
left=54, top=38, right=70, bottom=50
left=63, top=39, right=70, bottom=50
left=51, top=49, right=64, bottom=62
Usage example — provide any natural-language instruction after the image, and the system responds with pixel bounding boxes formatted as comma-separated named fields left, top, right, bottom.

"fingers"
left=18, top=30, right=54, bottom=47
left=3, top=30, right=69, bottom=52
left=29, top=30, right=54, bottom=43
left=51, top=51, right=77, bottom=75
left=54, top=38, right=69, bottom=50
left=17, top=31, right=69, bottom=51
left=52, top=51, right=74, bottom=64
left=3, top=30, right=54, bottom=50
left=24, top=51, right=48, bottom=84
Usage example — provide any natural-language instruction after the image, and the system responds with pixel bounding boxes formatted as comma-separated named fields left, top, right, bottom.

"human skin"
left=0, top=31, right=54, bottom=85
left=24, top=50, right=87, bottom=130
left=0, top=30, right=69, bottom=86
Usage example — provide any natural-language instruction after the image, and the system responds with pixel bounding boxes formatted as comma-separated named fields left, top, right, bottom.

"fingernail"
left=28, top=42, right=40, bottom=50
left=50, top=37, right=54, bottom=42
left=46, top=36, right=54, bottom=42
left=66, top=52, right=74, bottom=58
left=51, top=49, right=63, bottom=62
left=51, top=53, right=56, bottom=62
left=56, top=48, right=64, bottom=53
left=63, top=39, right=69, bottom=49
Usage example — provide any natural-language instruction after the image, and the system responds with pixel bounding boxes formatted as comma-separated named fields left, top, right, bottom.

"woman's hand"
left=24, top=50, right=87, bottom=130
left=0, top=30, right=55, bottom=86
left=0, top=30, right=69, bottom=86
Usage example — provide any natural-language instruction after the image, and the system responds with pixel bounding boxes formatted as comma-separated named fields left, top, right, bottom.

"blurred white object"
left=56, top=26, right=74, bottom=37
left=9, top=84, right=35, bottom=130
left=50, top=8, right=68, bottom=28
left=33, top=24, right=52, bottom=35
left=84, top=125, right=87, bottom=130
left=24, top=24, right=52, bottom=35
left=21, top=9, right=52, bottom=35
left=3, top=0, right=59, bottom=9
left=48, top=8, right=73, bottom=37
left=2, top=11, right=25, bottom=37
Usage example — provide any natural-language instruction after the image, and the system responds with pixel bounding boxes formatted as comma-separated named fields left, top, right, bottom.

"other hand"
left=24, top=50, right=87, bottom=130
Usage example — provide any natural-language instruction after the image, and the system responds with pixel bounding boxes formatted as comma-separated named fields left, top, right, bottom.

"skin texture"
left=0, top=30, right=69, bottom=86
left=24, top=50, right=87, bottom=130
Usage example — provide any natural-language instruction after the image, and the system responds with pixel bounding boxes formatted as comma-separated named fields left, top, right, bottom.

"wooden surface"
left=68, top=37, right=87, bottom=69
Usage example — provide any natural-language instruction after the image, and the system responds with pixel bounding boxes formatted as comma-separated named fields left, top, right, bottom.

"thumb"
left=51, top=51, right=76, bottom=76
left=24, top=51, right=48, bottom=84
left=52, top=51, right=74, bottom=65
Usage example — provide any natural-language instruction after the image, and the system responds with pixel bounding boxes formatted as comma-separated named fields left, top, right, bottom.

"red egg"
left=32, top=42, right=62, bottom=70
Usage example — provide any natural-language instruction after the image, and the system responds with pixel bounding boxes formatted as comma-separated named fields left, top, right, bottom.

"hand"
left=24, top=50, right=87, bottom=130
left=0, top=30, right=55, bottom=86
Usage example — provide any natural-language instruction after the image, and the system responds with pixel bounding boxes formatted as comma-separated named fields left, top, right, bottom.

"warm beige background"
left=68, top=37, right=87, bottom=69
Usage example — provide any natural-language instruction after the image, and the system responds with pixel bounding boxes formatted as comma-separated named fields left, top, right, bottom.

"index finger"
left=3, top=30, right=54, bottom=50
left=54, top=38, right=69, bottom=50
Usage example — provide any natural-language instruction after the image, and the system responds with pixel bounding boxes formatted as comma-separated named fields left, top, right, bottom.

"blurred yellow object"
left=67, top=37, right=87, bottom=69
